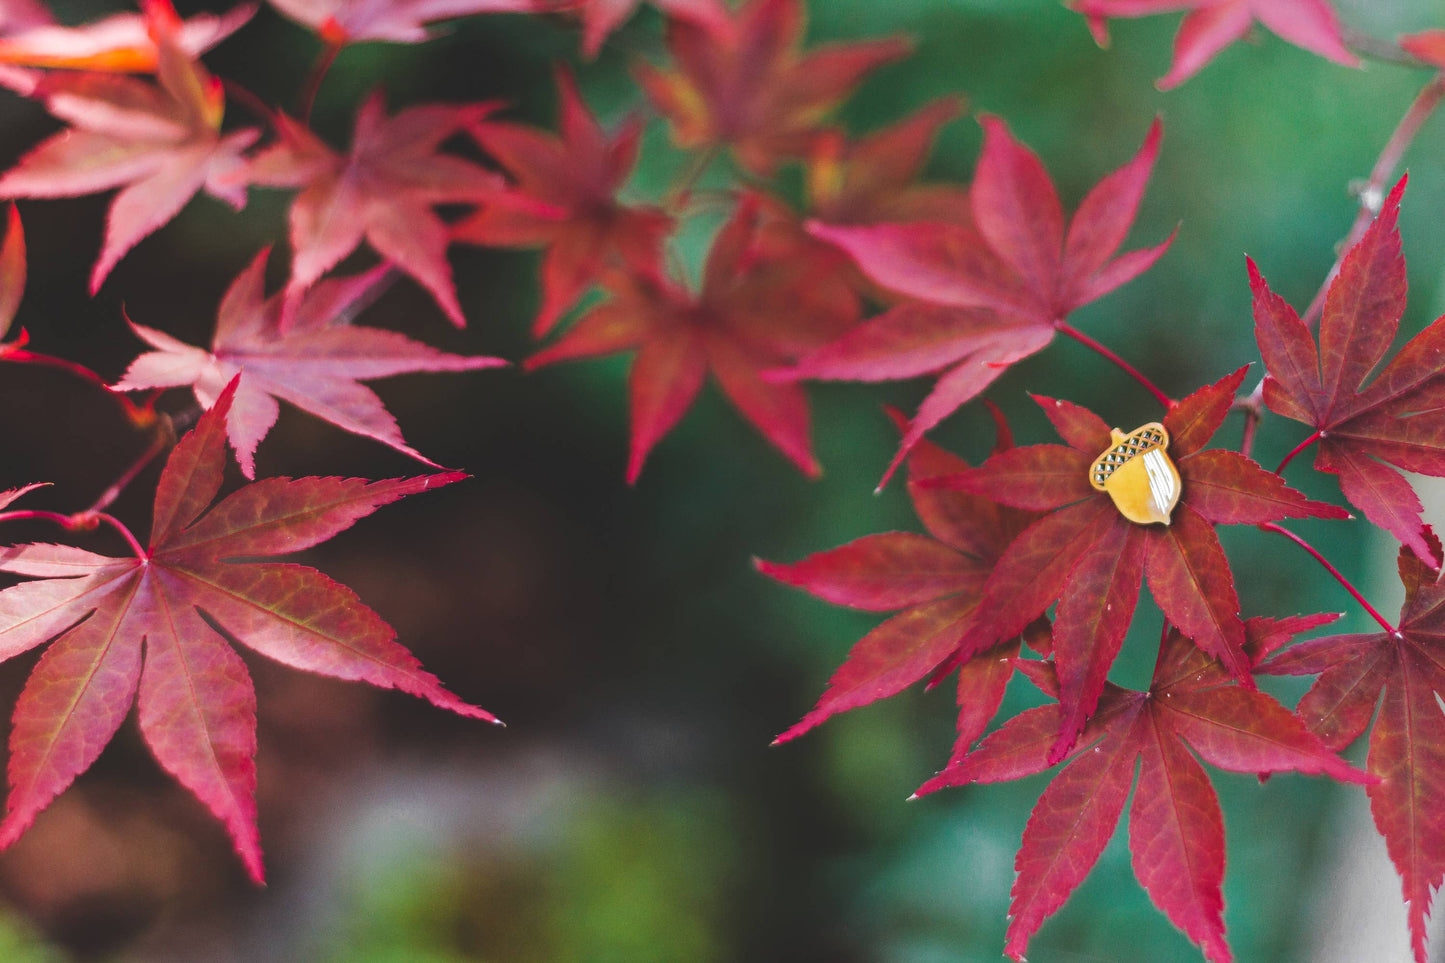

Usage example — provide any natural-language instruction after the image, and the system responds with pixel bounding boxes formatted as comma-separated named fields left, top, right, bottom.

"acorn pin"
left=1088, top=423, right=1180, bottom=526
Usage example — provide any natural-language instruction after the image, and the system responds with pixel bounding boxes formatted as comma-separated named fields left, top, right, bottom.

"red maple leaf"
left=920, top=620, right=1369, bottom=962
left=562, top=0, right=731, bottom=60
left=266, top=0, right=539, bottom=45
left=803, top=96, right=971, bottom=228
left=758, top=410, right=1040, bottom=746
left=0, top=0, right=253, bottom=72
left=794, top=116, right=1171, bottom=484
left=114, top=248, right=505, bottom=477
left=632, top=0, right=909, bottom=175
left=1252, top=176, right=1445, bottom=565
left=1259, top=535, right=1445, bottom=963
left=527, top=193, right=858, bottom=481
left=934, top=369, right=1346, bottom=758
left=1072, top=0, right=1357, bottom=89
left=243, top=92, right=504, bottom=327
left=0, top=378, right=494, bottom=882
left=453, top=67, right=670, bottom=337
left=0, top=5, right=259, bottom=292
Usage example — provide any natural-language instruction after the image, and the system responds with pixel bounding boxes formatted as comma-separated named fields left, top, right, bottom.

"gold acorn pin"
left=1088, top=423, right=1181, bottom=526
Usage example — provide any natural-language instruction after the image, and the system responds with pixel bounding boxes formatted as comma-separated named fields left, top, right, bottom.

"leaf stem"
left=666, top=145, right=720, bottom=215
left=220, top=79, right=276, bottom=127
left=83, top=419, right=175, bottom=516
left=1259, top=522, right=1396, bottom=635
left=0, top=509, right=147, bottom=559
left=1275, top=429, right=1324, bottom=474
left=1, top=336, right=150, bottom=425
left=1341, top=26, right=1432, bottom=69
left=1055, top=322, right=1174, bottom=409
left=1301, top=73, right=1445, bottom=329
left=90, top=513, right=147, bottom=558
left=299, top=42, right=342, bottom=125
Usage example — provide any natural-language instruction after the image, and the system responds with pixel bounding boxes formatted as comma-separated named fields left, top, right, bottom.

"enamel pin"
left=1089, top=423, right=1180, bottom=526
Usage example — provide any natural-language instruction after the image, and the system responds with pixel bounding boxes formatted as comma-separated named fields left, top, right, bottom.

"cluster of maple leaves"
left=0, top=0, right=1443, bottom=959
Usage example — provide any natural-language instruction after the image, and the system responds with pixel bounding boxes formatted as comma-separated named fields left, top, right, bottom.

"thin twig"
left=1237, top=73, right=1445, bottom=456
left=1259, top=522, right=1396, bottom=635
left=1301, top=73, right=1445, bottom=329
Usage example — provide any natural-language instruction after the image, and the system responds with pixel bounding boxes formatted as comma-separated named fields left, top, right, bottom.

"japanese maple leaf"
left=0, top=379, right=495, bottom=883
left=794, top=116, right=1171, bottom=484
left=919, top=620, right=1368, bottom=962
left=563, top=0, right=730, bottom=59
left=114, top=248, right=504, bottom=478
left=0, top=6, right=258, bottom=292
left=266, top=0, right=539, bottom=45
left=243, top=93, right=504, bottom=327
left=527, top=193, right=858, bottom=481
left=1259, top=536, right=1445, bottom=963
left=758, top=411, right=1040, bottom=748
left=804, top=96, right=971, bottom=227
left=453, top=67, right=670, bottom=337
left=632, top=0, right=909, bottom=176
left=934, top=369, right=1346, bottom=759
left=1072, top=0, right=1357, bottom=89
left=0, top=0, right=253, bottom=72
left=1252, top=176, right=1445, bottom=565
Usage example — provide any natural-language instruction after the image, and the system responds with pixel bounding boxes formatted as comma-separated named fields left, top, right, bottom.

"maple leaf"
left=114, top=248, right=505, bottom=478
left=757, top=410, right=1038, bottom=746
left=0, top=378, right=495, bottom=882
left=0, top=5, right=259, bottom=292
left=632, top=0, right=910, bottom=175
left=266, top=0, right=539, bottom=45
left=793, top=116, right=1171, bottom=484
left=1072, top=0, right=1357, bottom=89
left=561, top=0, right=731, bottom=60
left=0, top=0, right=254, bottom=73
left=932, top=369, right=1346, bottom=759
left=1259, top=535, right=1445, bottom=963
left=803, top=96, right=972, bottom=228
left=919, top=620, right=1369, bottom=962
left=527, top=193, right=858, bottom=481
left=242, top=92, right=505, bottom=327
left=453, top=67, right=670, bottom=337
left=1252, top=176, right=1445, bottom=565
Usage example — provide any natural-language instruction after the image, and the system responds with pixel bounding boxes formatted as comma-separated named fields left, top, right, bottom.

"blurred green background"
left=0, top=0, right=1441, bottom=960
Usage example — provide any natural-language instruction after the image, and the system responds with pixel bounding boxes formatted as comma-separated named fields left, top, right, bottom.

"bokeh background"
left=0, top=0, right=1442, bottom=959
